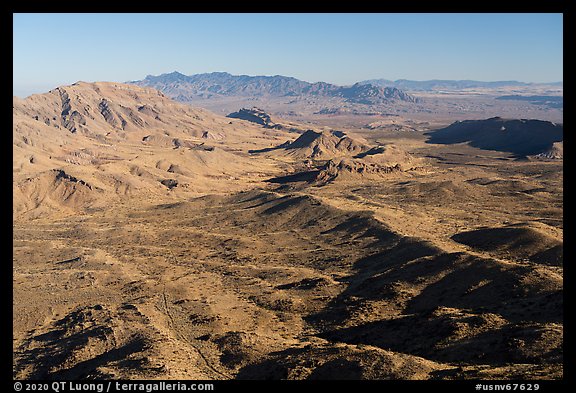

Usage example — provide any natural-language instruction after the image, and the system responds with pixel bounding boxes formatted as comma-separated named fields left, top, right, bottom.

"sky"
left=13, top=13, right=563, bottom=97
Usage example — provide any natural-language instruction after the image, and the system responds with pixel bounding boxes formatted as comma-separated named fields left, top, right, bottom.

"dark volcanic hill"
left=424, top=117, right=563, bottom=156
left=129, top=72, right=418, bottom=104
left=227, top=107, right=280, bottom=128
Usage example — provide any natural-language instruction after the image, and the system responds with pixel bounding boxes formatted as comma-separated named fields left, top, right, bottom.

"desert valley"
left=12, top=72, right=563, bottom=380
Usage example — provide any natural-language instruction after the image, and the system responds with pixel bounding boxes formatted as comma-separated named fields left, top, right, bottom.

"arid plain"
left=13, top=81, right=562, bottom=380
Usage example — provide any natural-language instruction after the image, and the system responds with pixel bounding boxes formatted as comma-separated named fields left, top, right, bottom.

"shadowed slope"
left=451, top=223, right=562, bottom=266
left=425, top=117, right=563, bottom=156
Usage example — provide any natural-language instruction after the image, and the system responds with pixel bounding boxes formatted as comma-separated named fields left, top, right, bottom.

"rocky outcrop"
left=58, top=88, right=86, bottom=133
left=532, top=142, right=563, bottom=160
left=282, top=130, right=368, bottom=159
left=227, top=107, right=282, bottom=129
left=98, top=99, right=119, bottom=128
left=316, top=158, right=402, bottom=183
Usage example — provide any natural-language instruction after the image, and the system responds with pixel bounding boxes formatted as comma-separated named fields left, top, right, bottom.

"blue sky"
left=13, top=13, right=563, bottom=97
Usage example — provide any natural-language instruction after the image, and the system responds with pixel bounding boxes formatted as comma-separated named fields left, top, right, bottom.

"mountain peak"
left=210, top=71, right=232, bottom=76
left=143, top=71, right=188, bottom=83
left=280, top=129, right=369, bottom=159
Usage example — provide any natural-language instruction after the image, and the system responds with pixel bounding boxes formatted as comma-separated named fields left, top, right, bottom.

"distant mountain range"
left=128, top=72, right=563, bottom=121
left=129, top=72, right=419, bottom=104
left=360, top=79, right=563, bottom=91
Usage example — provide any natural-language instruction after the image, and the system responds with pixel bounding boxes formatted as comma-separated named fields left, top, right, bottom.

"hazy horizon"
left=13, top=13, right=562, bottom=98
left=12, top=72, right=564, bottom=99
